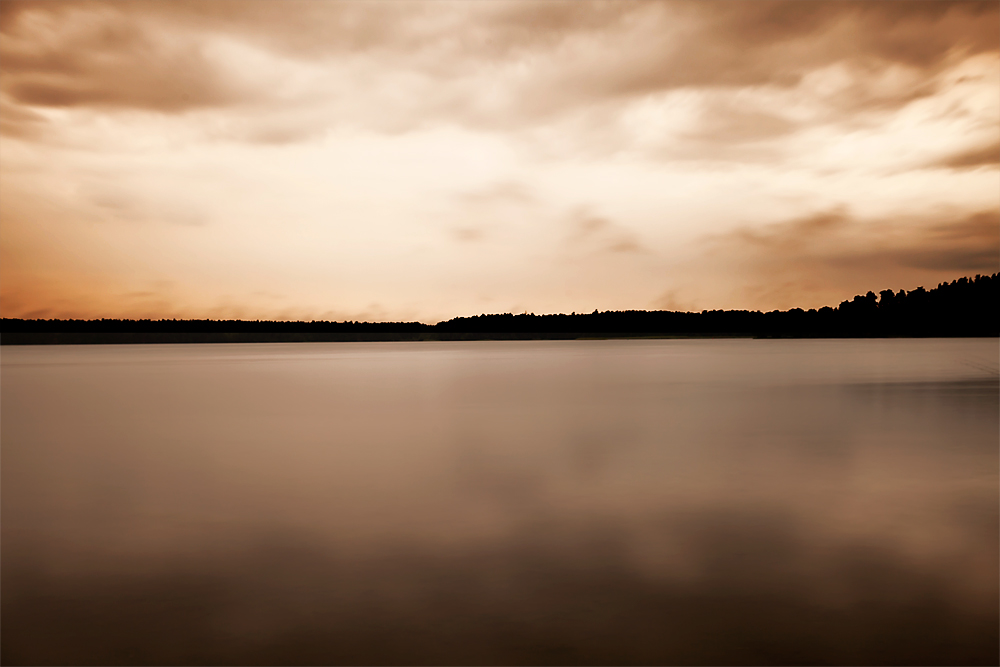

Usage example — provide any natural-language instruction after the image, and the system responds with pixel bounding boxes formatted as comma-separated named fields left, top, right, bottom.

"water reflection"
left=2, top=339, right=997, bottom=665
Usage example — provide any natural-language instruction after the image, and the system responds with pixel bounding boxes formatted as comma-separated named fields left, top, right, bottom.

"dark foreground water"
left=2, top=339, right=997, bottom=665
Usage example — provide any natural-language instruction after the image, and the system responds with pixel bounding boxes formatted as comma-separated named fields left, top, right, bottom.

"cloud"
left=0, top=96, right=48, bottom=138
left=890, top=211, right=1000, bottom=270
left=455, top=181, right=536, bottom=207
left=704, top=207, right=1000, bottom=309
left=692, top=1, right=997, bottom=87
left=444, top=181, right=540, bottom=245
left=1, top=1, right=994, bottom=141
left=87, top=184, right=207, bottom=227
left=653, top=289, right=699, bottom=313
left=684, top=103, right=799, bottom=145
left=502, top=1, right=996, bottom=123
left=452, top=227, right=484, bottom=243
left=567, top=209, right=645, bottom=255
left=929, top=140, right=1000, bottom=170
left=0, top=3, right=259, bottom=114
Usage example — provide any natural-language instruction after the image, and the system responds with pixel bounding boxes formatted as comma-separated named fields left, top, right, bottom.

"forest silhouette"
left=2, top=273, right=997, bottom=344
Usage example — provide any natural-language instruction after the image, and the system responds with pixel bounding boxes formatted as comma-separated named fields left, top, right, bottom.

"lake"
left=2, top=339, right=997, bottom=665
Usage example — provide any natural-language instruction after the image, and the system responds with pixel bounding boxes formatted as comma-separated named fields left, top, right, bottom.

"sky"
left=1, top=0, right=997, bottom=322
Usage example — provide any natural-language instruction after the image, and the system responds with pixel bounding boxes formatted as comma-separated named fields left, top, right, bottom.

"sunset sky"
left=1, top=0, right=997, bottom=322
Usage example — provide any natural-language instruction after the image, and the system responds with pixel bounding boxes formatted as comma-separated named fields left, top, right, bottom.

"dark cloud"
left=930, top=140, right=1000, bottom=170
left=144, top=1, right=643, bottom=64
left=515, top=1, right=996, bottom=119
left=1, top=1, right=994, bottom=138
left=729, top=208, right=850, bottom=252
left=684, top=103, right=799, bottom=144
left=0, top=2, right=258, bottom=115
left=101, top=0, right=998, bottom=78
left=707, top=208, right=1000, bottom=309
left=892, top=212, right=1000, bottom=270
left=724, top=208, right=998, bottom=272
left=707, top=1, right=997, bottom=67
left=893, top=246, right=998, bottom=272
left=809, top=211, right=1000, bottom=274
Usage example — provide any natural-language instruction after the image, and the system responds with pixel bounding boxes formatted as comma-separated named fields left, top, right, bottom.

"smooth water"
left=2, top=339, right=997, bottom=665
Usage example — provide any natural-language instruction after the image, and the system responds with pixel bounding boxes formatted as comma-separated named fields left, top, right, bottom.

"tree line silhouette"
left=2, top=273, right=996, bottom=343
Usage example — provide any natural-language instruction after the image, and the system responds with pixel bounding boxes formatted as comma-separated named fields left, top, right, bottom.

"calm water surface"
left=2, top=339, right=998, bottom=665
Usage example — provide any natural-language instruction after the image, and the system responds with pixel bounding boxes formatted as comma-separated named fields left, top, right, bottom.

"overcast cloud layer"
left=1, top=0, right=997, bottom=321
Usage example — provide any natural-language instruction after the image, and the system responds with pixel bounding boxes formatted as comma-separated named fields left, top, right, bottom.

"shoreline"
left=2, top=332, right=991, bottom=345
